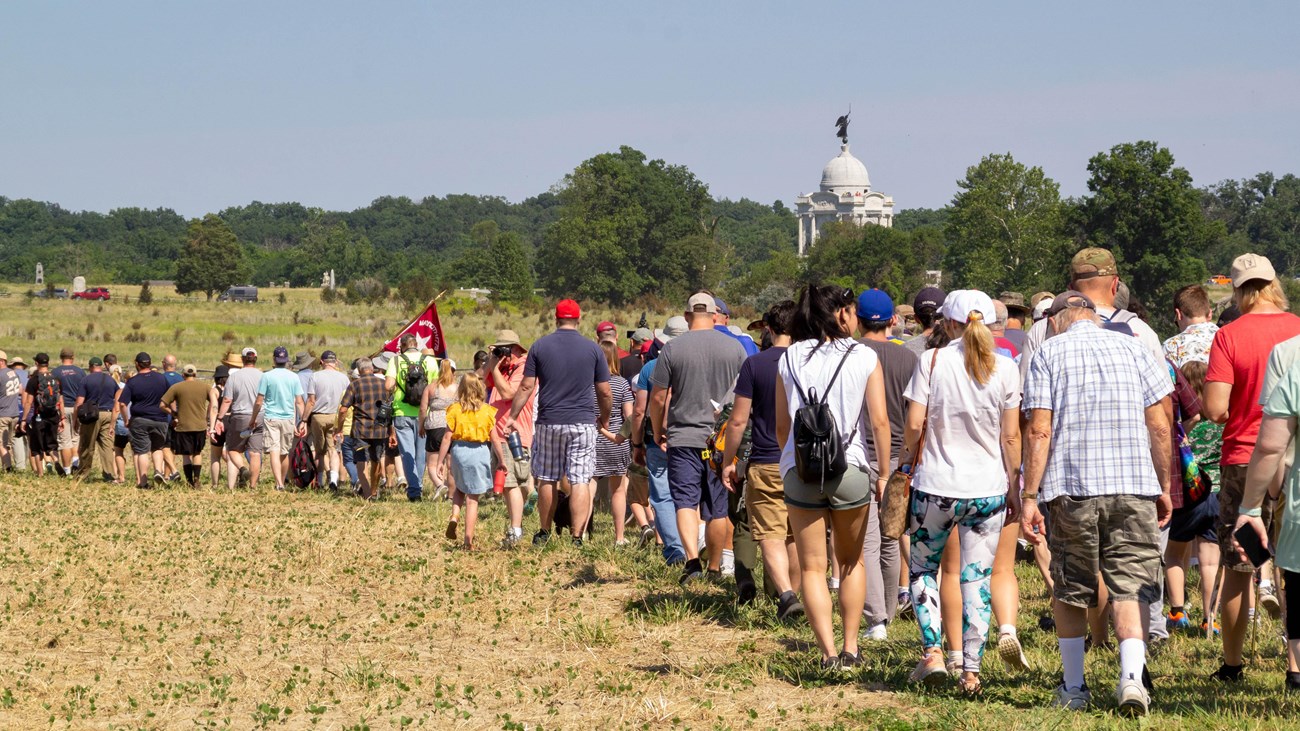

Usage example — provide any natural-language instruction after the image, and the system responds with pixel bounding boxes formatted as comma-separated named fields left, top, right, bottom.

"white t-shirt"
left=904, top=341, right=1021, bottom=499
left=777, top=338, right=880, bottom=476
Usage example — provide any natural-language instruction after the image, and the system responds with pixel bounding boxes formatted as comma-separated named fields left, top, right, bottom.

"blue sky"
left=2, top=1, right=1297, bottom=217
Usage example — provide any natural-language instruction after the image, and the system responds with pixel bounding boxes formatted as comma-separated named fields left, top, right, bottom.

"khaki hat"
left=686, top=292, right=717, bottom=314
left=1030, top=291, right=1055, bottom=307
left=291, top=352, right=317, bottom=371
left=491, top=329, right=521, bottom=348
left=1231, top=253, right=1276, bottom=288
left=221, top=351, right=242, bottom=369
left=182, top=364, right=198, bottom=376
left=0, top=350, right=7, bottom=362
left=654, top=316, right=689, bottom=343
left=1071, top=247, right=1118, bottom=280
left=998, top=291, right=1030, bottom=315
left=895, top=304, right=915, bottom=319
left=10, top=356, right=26, bottom=367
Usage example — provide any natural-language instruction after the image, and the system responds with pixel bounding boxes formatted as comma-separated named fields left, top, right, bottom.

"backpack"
left=707, top=402, right=752, bottom=486
left=398, top=354, right=428, bottom=407
left=290, top=437, right=316, bottom=489
left=34, top=372, right=61, bottom=418
left=1100, top=309, right=1137, bottom=337
left=784, top=345, right=855, bottom=485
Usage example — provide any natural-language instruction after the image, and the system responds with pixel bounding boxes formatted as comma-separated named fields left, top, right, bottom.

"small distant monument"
left=794, top=109, right=895, bottom=255
left=321, top=270, right=336, bottom=290
left=72, top=276, right=86, bottom=294
left=35, top=263, right=44, bottom=285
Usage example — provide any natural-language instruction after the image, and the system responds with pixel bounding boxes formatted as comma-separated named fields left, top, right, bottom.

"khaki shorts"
left=1218, top=463, right=1276, bottom=574
left=1047, top=494, right=1161, bottom=607
left=57, top=406, right=76, bottom=450
left=627, top=467, right=649, bottom=507
left=264, top=419, right=295, bottom=454
left=308, top=414, right=338, bottom=456
left=492, top=446, right=532, bottom=490
left=747, top=462, right=791, bottom=541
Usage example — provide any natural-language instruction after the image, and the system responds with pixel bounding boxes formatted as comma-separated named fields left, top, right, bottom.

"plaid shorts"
left=530, top=423, right=596, bottom=485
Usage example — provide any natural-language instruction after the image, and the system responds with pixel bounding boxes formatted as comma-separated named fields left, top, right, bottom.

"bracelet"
left=1022, top=495, right=1038, bottom=501
left=1239, top=507, right=1263, bottom=518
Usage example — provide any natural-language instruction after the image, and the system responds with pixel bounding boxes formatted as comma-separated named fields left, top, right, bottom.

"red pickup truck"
left=72, top=287, right=111, bottom=301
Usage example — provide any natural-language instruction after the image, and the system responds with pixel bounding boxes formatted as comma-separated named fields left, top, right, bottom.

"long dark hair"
left=790, top=284, right=854, bottom=359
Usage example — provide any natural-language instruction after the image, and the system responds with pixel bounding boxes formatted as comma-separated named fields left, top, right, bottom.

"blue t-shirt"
left=635, top=358, right=657, bottom=393
left=524, top=329, right=610, bottom=426
left=52, top=364, right=86, bottom=406
left=164, top=371, right=184, bottom=388
left=257, top=368, right=305, bottom=421
left=715, top=325, right=759, bottom=357
left=732, top=346, right=785, bottom=464
left=118, top=370, right=171, bottom=422
left=77, top=371, right=120, bottom=411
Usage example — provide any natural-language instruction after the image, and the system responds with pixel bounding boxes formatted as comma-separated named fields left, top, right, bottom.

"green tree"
left=539, top=146, right=713, bottom=303
left=485, top=227, right=535, bottom=302
left=944, top=153, right=1070, bottom=294
left=1074, top=141, right=1218, bottom=322
left=176, top=214, right=248, bottom=300
left=1246, top=174, right=1300, bottom=276
left=803, top=223, right=933, bottom=302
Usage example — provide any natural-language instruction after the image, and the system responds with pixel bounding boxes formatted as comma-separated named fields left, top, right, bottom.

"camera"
left=492, top=345, right=512, bottom=359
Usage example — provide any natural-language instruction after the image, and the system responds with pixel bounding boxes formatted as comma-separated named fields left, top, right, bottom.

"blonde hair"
left=600, top=341, right=621, bottom=377
left=438, top=358, right=456, bottom=388
left=1234, top=278, right=1288, bottom=313
left=959, top=311, right=996, bottom=386
left=456, top=371, right=486, bottom=412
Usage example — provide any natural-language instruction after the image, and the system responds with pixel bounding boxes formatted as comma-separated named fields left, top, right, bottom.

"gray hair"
left=356, top=358, right=375, bottom=373
left=1051, top=305, right=1099, bottom=334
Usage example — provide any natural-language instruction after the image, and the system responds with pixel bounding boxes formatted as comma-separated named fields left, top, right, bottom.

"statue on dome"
left=834, top=109, right=850, bottom=144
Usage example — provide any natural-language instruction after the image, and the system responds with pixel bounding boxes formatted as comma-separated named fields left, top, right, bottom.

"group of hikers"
left=4, top=246, right=1300, bottom=716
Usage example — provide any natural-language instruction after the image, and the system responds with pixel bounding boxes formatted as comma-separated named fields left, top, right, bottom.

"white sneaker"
left=720, top=549, right=735, bottom=577
left=1052, top=683, right=1091, bottom=710
left=863, top=623, right=888, bottom=641
left=1260, top=583, right=1282, bottom=620
left=997, top=632, right=1032, bottom=672
left=1116, top=676, right=1149, bottom=716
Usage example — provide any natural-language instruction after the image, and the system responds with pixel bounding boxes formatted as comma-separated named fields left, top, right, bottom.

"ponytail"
left=961, top=312, right=996, bottom=386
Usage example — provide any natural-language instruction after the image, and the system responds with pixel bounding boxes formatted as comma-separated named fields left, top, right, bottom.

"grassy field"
left=2, top=285, right=1299, bottom=729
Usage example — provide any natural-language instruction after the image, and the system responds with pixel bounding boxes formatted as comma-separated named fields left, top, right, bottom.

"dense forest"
left=2, top=141, right=1297, bottom=325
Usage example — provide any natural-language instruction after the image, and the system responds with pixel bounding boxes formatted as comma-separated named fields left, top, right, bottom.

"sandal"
left=445, top=519, right=458, bottom=541
left=958, top=675, right=982, bottom=697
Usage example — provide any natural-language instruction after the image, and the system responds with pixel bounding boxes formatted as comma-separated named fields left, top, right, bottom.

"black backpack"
left=785, top=345, right=855, bottom=485
left=398, top=354, right=428, bottom=407
left=34, top=372, right=61, bottom=418
left=290, top=437, right=316, bottom=489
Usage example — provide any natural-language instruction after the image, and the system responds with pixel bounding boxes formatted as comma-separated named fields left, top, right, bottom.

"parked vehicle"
left=217, top=285, right=259, bottom=303
left=72, top=287, right=111, bottom=301
left=1207, top=274, right=1232, bottom=286
left=34, top=288, right=69, bottom=299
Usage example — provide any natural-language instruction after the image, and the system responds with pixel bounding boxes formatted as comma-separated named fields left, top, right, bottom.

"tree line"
left=2, top=140, right=1297, bottom=327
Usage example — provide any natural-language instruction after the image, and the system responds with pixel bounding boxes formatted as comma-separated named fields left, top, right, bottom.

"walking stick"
left=1207, top=567, right=1226, bottom=640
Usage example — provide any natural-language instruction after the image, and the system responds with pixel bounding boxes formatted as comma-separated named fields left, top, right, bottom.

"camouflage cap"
left=1070, top=247, right=1118, bottom=280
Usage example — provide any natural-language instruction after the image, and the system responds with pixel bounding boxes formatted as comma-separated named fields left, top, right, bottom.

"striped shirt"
left=1023, top=320, right=1172, bottom=503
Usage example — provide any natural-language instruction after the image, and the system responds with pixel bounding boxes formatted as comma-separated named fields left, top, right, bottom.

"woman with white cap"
left=900, top=290, right=1023, bottom=695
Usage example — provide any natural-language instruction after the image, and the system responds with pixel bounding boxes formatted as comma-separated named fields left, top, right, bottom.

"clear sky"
left=2, top=1, right=1297, bottom=217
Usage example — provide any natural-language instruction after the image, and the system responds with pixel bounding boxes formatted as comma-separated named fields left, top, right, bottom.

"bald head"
left=1071, top=275, right=1117, bottom=308
left=163, top=354, right=178, bottom=371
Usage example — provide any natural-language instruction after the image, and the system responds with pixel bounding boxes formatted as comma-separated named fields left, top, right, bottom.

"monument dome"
left=819, top=144, right=871, bottom=193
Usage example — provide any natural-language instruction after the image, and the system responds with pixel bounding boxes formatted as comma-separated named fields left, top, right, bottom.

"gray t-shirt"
left=308, top=369, right=351, bottom=415
left=649, top=329, right=747, bottom=448
left=904, top=333, right=930, bottom=357
left=0, top=367, right=21, bottom=418
left=859, top=338, right=918, bottom=469
left=224, top=366, right=263, bottom=416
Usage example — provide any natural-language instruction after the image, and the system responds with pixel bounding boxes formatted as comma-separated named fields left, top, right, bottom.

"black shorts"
left=172, top=430, right=207, bottom=457
left=425, top=426, right=447, bottom=453
left=27, top=417, right=59, bottom=455
left=353, top=438, right=386, bottom=463
left=1169, top=492, right=1219, bottom=544
left=114, top=433, right=129, bottom=450
left=129, top=418, right=169, bottom=456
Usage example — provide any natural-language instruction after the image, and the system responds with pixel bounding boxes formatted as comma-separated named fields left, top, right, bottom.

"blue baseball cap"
left=712, top=296, right=731, bottom=316
left=856, top=289, right=895, bottom=322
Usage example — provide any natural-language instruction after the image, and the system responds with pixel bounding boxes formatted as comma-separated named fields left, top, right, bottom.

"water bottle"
left=507, top=431, right=527, bottom=461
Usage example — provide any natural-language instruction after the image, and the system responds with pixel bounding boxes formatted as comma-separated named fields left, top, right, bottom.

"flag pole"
left=370, top=290, right=449, bottom=359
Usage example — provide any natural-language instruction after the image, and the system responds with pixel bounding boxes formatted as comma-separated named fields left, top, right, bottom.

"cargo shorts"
left=1047, top=494, right=1161, bottom=607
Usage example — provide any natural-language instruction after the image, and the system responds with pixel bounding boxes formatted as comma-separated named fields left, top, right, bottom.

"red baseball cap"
left=555, top=299, right=581, bottom=319
left=596, top=320, right=616, bottom=333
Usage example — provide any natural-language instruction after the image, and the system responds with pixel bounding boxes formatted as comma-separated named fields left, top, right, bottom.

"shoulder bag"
left=880, top=348, right=939, bottom=540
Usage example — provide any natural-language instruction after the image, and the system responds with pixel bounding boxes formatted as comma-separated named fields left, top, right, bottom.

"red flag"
left=382, top=300, right=448, bottom=357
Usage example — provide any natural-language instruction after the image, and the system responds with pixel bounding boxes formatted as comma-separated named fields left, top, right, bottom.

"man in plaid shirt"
left=338, top=358, right=392, bottom=500
left=1020, top=291, right=1173, bottom=716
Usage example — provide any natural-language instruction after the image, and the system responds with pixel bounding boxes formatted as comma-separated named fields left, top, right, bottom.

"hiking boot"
left=1166, top=611, right=1191, bottom=631
left=909, top=651, right=948, bottom=687
left=1209, top=663, right=1244, bottom=683
left=1116, top=677, right=1149, bottom=717
left=1052, top=683, right=1091, bottom=710
left=638, top=524, right=656, bottom=548
left=776, top=591, right=804, bottom=622
left=1260, top=583, right=1282, bottom=620
left=998, top=632, right=1032, bottom=672
left=531, top=529, right=550, bottom=547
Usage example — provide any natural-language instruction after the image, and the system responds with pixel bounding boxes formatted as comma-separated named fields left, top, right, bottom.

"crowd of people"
left=3, top=246, right=1300, bottom=716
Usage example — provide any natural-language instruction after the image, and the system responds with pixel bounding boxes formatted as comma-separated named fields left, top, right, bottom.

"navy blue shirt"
left=118, top=370, right=171, bottom=422
left=77, top=371, right=119, bottom=411
left=51, top=364, right=86, bottom=406
left=524, top=329, right=610, bottom=425
left=732, top=346, right=785, bottom=464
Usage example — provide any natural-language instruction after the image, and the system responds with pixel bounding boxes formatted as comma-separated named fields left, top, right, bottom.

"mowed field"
left=0, top=286, right=1297, bottom=729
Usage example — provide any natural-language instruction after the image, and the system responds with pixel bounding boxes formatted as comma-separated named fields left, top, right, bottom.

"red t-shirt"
left=1206, top=311, right=1300, bottom=465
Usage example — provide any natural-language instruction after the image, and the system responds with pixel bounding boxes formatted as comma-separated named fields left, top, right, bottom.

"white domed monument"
left=795, top=111, right=894, bottom=255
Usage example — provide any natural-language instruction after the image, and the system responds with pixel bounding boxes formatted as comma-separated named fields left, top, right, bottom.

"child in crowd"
left=1168, top=359, right=1223, bottom=636
left=436, top=372, right=497, bottom=550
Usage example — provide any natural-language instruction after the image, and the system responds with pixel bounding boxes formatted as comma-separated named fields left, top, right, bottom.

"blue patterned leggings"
left=908, top=490, right=1006, bottom=673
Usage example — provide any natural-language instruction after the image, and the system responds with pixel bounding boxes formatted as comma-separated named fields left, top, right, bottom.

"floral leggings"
left=908, top=490, right=1006, bottom=673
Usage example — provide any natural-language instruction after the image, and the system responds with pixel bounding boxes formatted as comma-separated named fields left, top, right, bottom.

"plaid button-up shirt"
left=340, top=375, right=390, bottom=441
left=1023, top=320, right=1173, bottom=503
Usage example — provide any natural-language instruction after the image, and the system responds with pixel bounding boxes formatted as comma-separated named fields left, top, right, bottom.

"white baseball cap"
left=940, top=290, right=997, bottom=325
